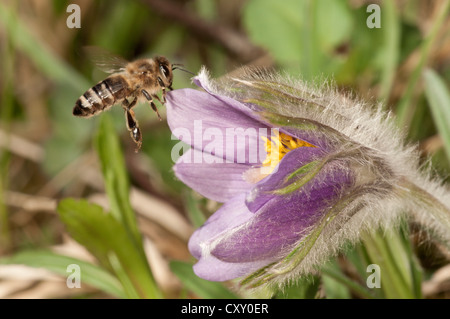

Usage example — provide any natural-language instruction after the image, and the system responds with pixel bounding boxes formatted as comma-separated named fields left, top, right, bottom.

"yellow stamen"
left=243, top=131, right=316, bottom=184
left=262, top=131, right=315, bottom=172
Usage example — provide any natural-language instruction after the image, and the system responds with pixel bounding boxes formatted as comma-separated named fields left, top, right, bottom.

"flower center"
left=261, top=131, right=315, bottom=172
left=243, top=130, right=316, bottom=184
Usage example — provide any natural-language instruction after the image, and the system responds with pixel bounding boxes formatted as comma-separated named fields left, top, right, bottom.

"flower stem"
left=396, top=177, right=450, bottom=244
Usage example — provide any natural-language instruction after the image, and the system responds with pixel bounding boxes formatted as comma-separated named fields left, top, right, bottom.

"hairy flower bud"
left=166, top=67, right=450, bottom=289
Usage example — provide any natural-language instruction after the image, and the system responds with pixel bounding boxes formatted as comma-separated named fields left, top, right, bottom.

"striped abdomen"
left=73, top=76, right=130, bottom=117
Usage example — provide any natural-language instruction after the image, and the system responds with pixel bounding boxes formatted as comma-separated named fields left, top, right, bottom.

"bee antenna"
left=172, top=67, right=196, bottom=76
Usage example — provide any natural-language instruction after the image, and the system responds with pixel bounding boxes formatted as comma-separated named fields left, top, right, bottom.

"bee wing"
left=84, top=46, right=129, bottom=74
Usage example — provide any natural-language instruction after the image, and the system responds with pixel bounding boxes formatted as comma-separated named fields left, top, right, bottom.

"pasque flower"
left=165, top=68, right=450, bottom=288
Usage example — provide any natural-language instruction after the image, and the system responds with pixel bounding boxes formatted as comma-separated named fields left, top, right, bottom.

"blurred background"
left=0, top=0, right=449, bottom=299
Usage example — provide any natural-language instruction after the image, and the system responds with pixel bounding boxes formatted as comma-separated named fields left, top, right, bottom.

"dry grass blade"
left=0, top=129, right=44, bottom=162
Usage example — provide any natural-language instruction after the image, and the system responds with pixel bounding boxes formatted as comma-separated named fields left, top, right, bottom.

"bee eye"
left=160, top=64, right=169, bottom=78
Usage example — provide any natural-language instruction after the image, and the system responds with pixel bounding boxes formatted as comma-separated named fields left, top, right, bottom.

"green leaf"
left=0, top=250, right=126, bottom=298
left=315, top=0, right=353, bottom=52
left=91, top=114, right=161, bottom=298
left=395, top=1, right=450, bottom=128
left=398, top=226, right=423, bottom=299
left=170, top=260, right=239, bottom=299
left=424, top=69, right=450, bottom=162
left=244, top=0, right=303, bottom=66
left=243, top=0, right=352, bottom=79
left=362, top=228, right=416, bottom=299
left=57, top=198, right=161, bottom=298
left=94, top=114, right=141, bottom=244
left=377, top=0, right=400, bottom=101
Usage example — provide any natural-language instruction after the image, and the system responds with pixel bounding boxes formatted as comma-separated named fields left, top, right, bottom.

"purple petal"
left=211, top=161, right=353, bottom=263
left=193, top=75, right=334, bottom=151
left=188, top=194, right=275, bottom=281
left=193, top=253, right=273, bottom=282
left=192, top=76, right=263, bottom=122
left=245, top=146, right=325, bottom=213
left=188, top=194, right=253, bottom=259
left=174, top=149, right=253, bottom=202
left=166, top=89, right=270, bottom=164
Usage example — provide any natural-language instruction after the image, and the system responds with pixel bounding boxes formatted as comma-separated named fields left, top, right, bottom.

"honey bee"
left=73, top=47, right=183, bottom=151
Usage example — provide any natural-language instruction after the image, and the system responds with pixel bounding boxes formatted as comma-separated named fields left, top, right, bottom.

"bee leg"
left=157, top=77, right=167, bottom=103
left=125, top=109, right=142, bottom=152
left=122, top=96, right=137, bottom=109
left=142, top=89, right=162, bottom=121
left=161, top=87, right=167, bottom=103
left=152, top=93, right=163, bottom=104
left=122, top=97, right=142, bottom=151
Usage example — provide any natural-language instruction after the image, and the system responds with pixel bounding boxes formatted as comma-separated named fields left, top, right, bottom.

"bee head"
left=155, top=56, right=173, bottom=89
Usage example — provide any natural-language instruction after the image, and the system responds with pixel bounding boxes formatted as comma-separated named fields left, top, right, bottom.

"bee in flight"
left=73, top=47, right=184, bottom=151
